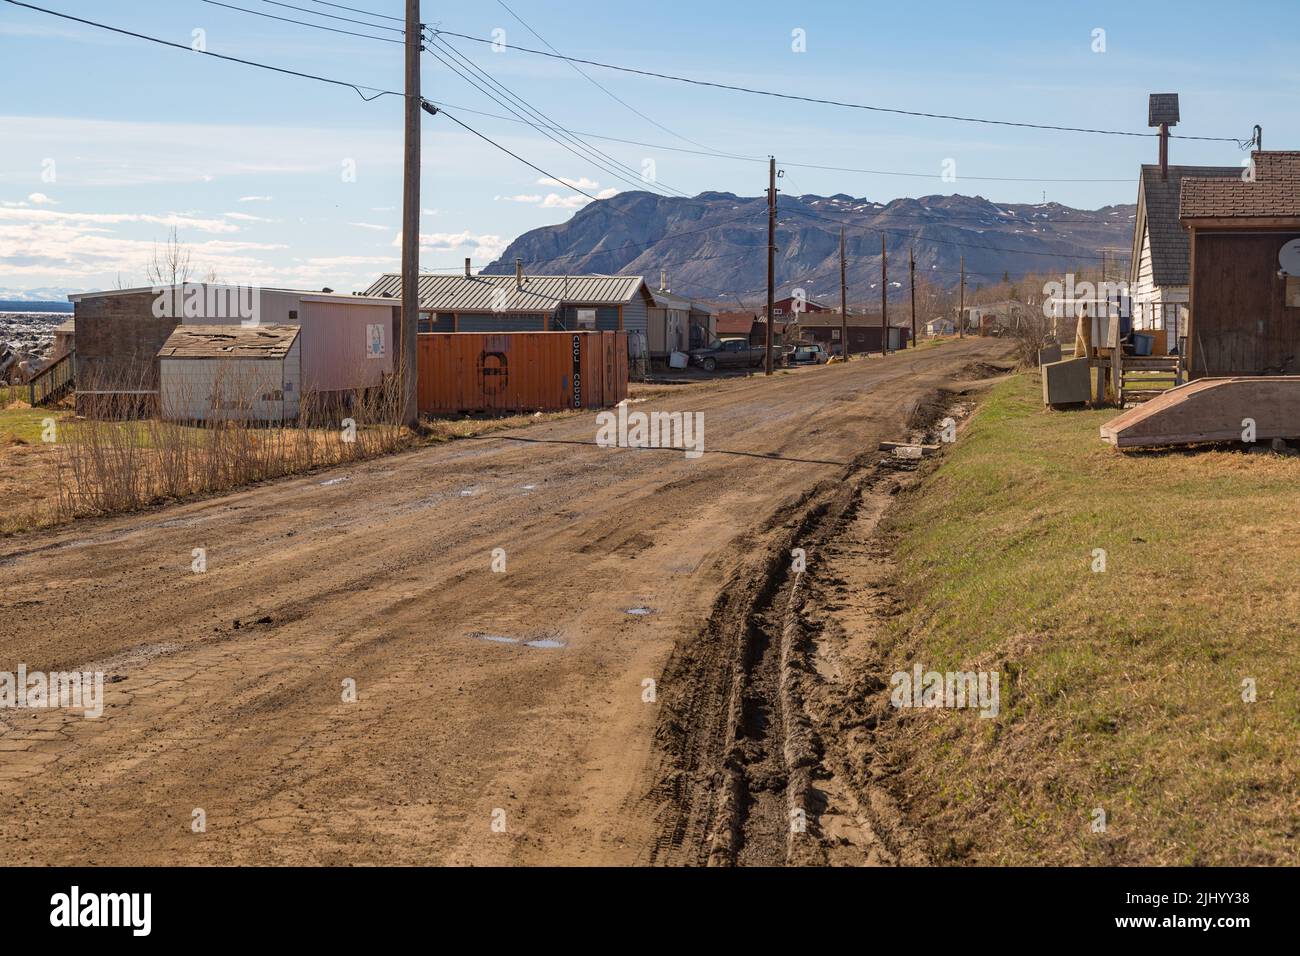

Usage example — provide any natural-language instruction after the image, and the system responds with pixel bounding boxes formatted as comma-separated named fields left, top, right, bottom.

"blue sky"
left=1, top=0, right=1296, bottom=295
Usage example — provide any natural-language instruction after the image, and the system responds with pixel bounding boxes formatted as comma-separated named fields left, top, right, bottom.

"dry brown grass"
left=1, top=371, right=731, bottom=536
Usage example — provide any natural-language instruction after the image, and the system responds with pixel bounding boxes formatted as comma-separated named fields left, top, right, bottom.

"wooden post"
left=958, top=254, right=965, bottom=339
left=839, top=226, right=847, bottom=359
left=879, top=233, right=887, bottom=356
left=399, top=0, right=421, bottom=427
left=908, top=246, right=916, bottom=349
left=1111, top=342, right=1122, bottom=406
left=765, top=156, right=775, bottom=375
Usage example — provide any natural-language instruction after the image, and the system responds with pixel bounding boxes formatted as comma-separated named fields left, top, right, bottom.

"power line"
left=431, top=29, right=1246, bottom=143
left=781, top=200, right=1109, bottom=261
left=423, top=43, right=686, bottom=200
left=198, top=0, right=402, bottom=43
left=492, top=0, right=733, bottom=160
left=4, top=0, right=401, bottom=99
left=419, top=97, right=1137, bottom=183
left=425, top=34, right=691, bottom=198
left=503, top=211, right=769, bottom=266
left=259, top=0, right=404, bottom=32
left=425, top=102, right=609, bottom=204
left=305, top=0, right=402, bottom=22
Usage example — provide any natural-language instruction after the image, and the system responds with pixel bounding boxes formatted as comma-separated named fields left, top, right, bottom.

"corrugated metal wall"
left=417, top=331, right=627, bottom=414
left=297, top=300, right=393, bottom=392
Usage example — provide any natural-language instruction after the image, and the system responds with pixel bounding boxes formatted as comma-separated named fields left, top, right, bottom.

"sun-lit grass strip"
left=877, top=371, right=1300, bottom=864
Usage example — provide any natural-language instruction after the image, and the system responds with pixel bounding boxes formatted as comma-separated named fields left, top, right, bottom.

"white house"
left=1129, top=164, right=1241, bottom=354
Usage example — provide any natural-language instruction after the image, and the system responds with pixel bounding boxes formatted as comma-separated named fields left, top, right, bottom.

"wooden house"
left=1180, top=151, right=1300, bottom=377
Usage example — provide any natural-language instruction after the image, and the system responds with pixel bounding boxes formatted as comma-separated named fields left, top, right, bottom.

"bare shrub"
left=1008, top=303, right=1054, bottom=368
left=51, top=363, right=411, bottom=522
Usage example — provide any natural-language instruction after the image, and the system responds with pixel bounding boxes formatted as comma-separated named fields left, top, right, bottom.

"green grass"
left=877, top=371, right=1300, bottom=865
left=0, top=406, right=67, bottom=444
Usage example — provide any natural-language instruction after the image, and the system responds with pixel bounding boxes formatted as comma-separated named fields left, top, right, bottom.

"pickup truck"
left=688, top=337, right=767, bottom=372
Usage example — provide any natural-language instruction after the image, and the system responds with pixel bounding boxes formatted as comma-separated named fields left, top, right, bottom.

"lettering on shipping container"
left=572, top=334, right=583, bottom=408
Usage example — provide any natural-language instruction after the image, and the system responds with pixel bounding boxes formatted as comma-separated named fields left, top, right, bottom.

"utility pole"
left=839, top=225, right=847, bottom=360
left=958, top=254, right=965, bottom=339
left=399, top=0, right=421, bottom=428
left=879, top=234, right=887, bottom=356
left=765, top=156, right=776, bottom=376
left=909, top=247, right=916, bottom=349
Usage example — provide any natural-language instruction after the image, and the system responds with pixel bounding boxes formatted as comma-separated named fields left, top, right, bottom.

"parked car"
left=688, top=337, right=767, bottom=372
left=786, top=343, right=830, bottom=366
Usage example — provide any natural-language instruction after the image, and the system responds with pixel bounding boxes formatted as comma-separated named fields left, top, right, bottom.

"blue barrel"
left=1133, top=332, right=1154, bottom=356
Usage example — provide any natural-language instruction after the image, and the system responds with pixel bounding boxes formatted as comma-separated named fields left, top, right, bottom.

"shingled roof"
left=1131, top=164, right=1240, bottom=288
left=1180, top=151, right=1300, bottom=220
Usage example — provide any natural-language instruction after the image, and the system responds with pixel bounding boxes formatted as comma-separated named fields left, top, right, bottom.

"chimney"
left=660, top=269, right=668, bottom=292
left=464, top=257, right=471, bottom=278
left=1147, top=93, right=1180, bottom=182
left=515, top=257, right=523, bottom=288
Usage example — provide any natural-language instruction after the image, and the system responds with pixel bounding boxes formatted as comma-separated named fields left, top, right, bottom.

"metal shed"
left=158, top=324, right=301, bottom=422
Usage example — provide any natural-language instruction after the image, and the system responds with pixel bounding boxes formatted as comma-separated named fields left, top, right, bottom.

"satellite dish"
left=1280, top=238, right=1300, bottom=276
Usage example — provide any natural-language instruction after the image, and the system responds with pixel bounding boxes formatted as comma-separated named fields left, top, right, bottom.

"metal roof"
left=158, top=324, right=299, bottom=360
left=364, top=273, right=649, bottom=312
left=68, top=284, right=394, bottom=306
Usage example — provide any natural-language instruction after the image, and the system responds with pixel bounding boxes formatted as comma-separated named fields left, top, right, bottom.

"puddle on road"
left=471, top=633, right=518, bottom=645
left=625, top=607, right=654, bottom=616
left=320, top=476, right=351, bottom=487
left=468, top=631, right=566, bottom=649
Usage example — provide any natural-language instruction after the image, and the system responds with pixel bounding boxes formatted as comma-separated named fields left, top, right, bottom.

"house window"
left=418, top=311, right=434, bottom=333
left=575, top=308, right=596, bottom=329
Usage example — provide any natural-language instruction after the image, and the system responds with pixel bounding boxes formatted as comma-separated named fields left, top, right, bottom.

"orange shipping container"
left=417, top=331, right=628, bottom=414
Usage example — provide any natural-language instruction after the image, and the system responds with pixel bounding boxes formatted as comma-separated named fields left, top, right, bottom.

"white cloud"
left=537, top=176, right=600, bottom=190
left=540, top=187, right=617, bottom=208
left=27, top=192, right=57, bottom=205
left=392, top=230, right=507, bottom=261
left=0, top=207, right=239, bottom=234
left=224, top=212, right=276, bottom=223
left=495, top=194, right=544, bottom=204
left=348, top=222, right=390, bottom=231
left=239, top=195, right=273, bottom=203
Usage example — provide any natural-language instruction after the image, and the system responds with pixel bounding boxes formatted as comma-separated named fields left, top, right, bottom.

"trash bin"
left=1133, top=332, right=1154, bottom=356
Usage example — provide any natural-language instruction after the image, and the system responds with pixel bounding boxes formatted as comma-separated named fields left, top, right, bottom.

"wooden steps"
left=1118, top=354, right=1183, bottom=406
left=26, top=351, right=74, bottom=406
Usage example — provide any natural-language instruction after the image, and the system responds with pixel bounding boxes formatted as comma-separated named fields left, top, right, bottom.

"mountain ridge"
left=484, top=190, right=1136, bottom=302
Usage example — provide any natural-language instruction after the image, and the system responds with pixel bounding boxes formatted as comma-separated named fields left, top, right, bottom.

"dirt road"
left=0, top=338, right=1009, bottom=865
